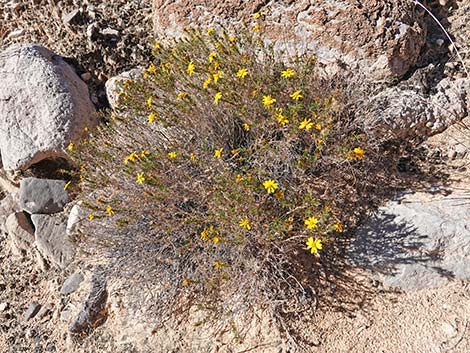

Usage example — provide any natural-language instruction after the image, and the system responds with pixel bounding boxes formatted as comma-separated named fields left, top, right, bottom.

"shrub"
left=74, top=19, right=383, bottom=336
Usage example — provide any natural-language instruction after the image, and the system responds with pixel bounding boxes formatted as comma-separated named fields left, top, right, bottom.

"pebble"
left=0, top=302, right=8, bottom=312
left=23, top=302, right=41, bottom=321
left=436, top=38, right=445, bottom=46
left=60, top=273, right=84, bottom=295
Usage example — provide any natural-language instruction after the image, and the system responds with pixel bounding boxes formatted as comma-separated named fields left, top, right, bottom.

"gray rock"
left=36, top=304, right=52, bottom=321
left=347, top=187, right=470, bottom=291
left=31, top=214, right=75, bottom=269
left=105, top=68, right=142, bottom=109
left=19, top=178, right=69, bottom=214
left=5, top=212, right=35, bottom=254
left=0, top=302, right=8, bottom=312
left=60, top=273, right=84, bottom=295
left=0, top=44, right=96, bottom=171
left=62, top=9, right=81, bottom=26
left=0, top=192, right=19, bottom=234
left=66, top=203, right=86, bottom=236
left=23, top=302, right=41, bottom=321
left=69, top=270, right=108, bottom=334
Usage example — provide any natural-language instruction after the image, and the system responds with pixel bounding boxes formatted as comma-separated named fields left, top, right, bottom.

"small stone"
left=0, top=302, right=8, bottom=312
left=36, top=304, right=52, bottom=321
left=87, top=23, right=99, bottom=41
left=62, top=9, right=81, bottom=26
left=81, top=72, right=92, bottom=82
left=436, top=38, right=445, bottom=46
left=7, top=28, right=24, bottom=39
left=23, top=302, right=41, bottom=321
left=60, top=273, right=84, bottom=295
left=101, top=28, right=119, bottom=37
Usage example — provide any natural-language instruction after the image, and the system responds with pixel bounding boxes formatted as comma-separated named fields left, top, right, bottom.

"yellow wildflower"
left=88, top=213, right=95, bottom=221
left=275, top=108, right=289, bottom=126
left=235, top=174, right=244, bottom=183
left=203, top=76, right=211, bottom=89
left=182, top=278, right=190, bottom=286
left=213, top=71, right=222, bottom=83
left=124, top=152, right=139, bottom=164
left=207, top=27, right=214, bottom=35
left=315, top=123, right=322, bottom=130
left=214, top=147, right=224, bottom=159
left=187, top=61, right=195, bottom=75
left=239, top=218, right=251, bottom=230
left=106, top=206, right=115, bottom=217
left=141, top=150, right=150, bottom=158
left=306, top=237, right=323, bottom=254
left=305, top=216, right=319, bottom=229
left=212, top=237, right=220, bottom=243
left=299, top=119, right=314, bottom=130
left=317, top=138, right=324, bottom=145
left=236, top=68, right=248, bottom=79
left=63, top=181, right=71, bottom=190
left=168, top=151, right=178, bottom=159
left=189, top=152, right=197, bottom=161
left=281, top=68, right=295, bottom=78
left=147, top=96, right=152, bottom=108
left=252, top=12, right=261, bottom=19
left=290, top=90, right=303, bottom=100
left=351, top=147, right=365, bottom=160
left=208, top=52, right=217, bottom=63
left=229, top=36, right=236, bottom=42
left=176, top=92, right=188, bottom=100
left=214, top=261, right=225, bottom=269
left=243, top=123, right=250, bottom=131
left=274, top=191, right=284, bottom=200
left=136, top=172, right=145, bottom=184
left=263, top=179, right=278, bottom=194
left=154, top=41, right=161, bottom=50
left=262, top=95, right=276, bottom=108
left=147, top=113, right=156, bottom=123
left=333, top=223, right=344, bottom=233
left=214, top=92, right=222, bottom=105
left=252, top=24, right=261, bottom=31
left=67, top=142, right=74, bottom=152
left=145, top=63, right=157, bottom=74
left=231, top=149, right=239, bottom=155
left=201, top=228, right=209, bottom=241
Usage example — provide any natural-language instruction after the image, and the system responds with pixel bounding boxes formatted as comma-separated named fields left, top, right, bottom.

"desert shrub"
left=73, top=18, right=385, bottom=335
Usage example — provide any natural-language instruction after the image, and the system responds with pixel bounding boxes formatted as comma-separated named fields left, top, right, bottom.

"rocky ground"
left=0, top=0, right=469, bottom=352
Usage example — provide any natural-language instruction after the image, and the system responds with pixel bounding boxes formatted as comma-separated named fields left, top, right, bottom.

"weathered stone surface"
left=23, top=302, right=41, bottom=321
left=0, top=44, right=96, bottom=171
left=66, top=203, right=86, bottom=236
left=361, top=76, right=470, bottom=138
left=0, top=192, right=20, bottom=235
left=19, top=178, right=69, bottom=214
left=105, top=68, right=142, bottom=109
left=5, top=212, right=35, bottom=254
left=60, top=273, right=84, bottom=295
left=69, top=270, right=108, bottom=334
left=347, top=187, right=470, bottom=291
left=31, top=214, right=75, bottom=269
left=152, top=0, right=426, bottom=81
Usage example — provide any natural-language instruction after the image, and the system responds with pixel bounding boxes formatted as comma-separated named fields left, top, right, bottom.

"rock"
left=0, top=170, right=19, bottom=194
left=0, top=44, right=96, bottom=171
left=7, top=28, right=24, bottom=40
left=35, top=249, right=49, bottom=272
left=66, top=203, right=86, bottom=236
left=105, top=68, right=142, bottom=108
left=0, top=302, right=8, bottom=312
left=5, top=212, right=35, bottom=254
left=0, top=192, right=20, bottom=234
left=347, top=186, right=470, bottom=291
left=81, top=72, right=92, bottom=82
left=69, top=270, right=108, bottom=334
left=152, top=0, right=426, bottom=82
left=101, top=28, right=120, bottom=37
left=61, top=273, right=84, bottom=295
left=62, top=9, right=81, bottom=26
left=36, top=304, right=52, bottom=321
left=31, top=214, right=75, bottom=269
left=19, top=178, right=69, bottom=214
left=23, top=302, right=41, bottom=321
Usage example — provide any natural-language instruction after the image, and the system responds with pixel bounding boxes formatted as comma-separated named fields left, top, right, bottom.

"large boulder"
left=0, top=44, right=96, bottom=171
left=152, top=0, right=426, bottom=81
left=19, top=178, right=69, bottom=214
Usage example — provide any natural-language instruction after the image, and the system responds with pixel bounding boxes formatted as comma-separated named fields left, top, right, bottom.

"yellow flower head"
left=145, top=63, right=157, bottom=74
left=239, top=218, right=251, bottom=230
left=263, top=179, right=278, bottom=194
left=88, top=213, right=95, bottom=221
left=236, top=68, right=248, bottom=79
left=124, top=152, right=139, bottom=164
left=281, top=68, right=295, bottom=78
left=182, top=278, right=190, bottom=286
left=207, top=27, right=214, bottom=35
left=147, top=96, right=152, bottom=108
left=201, top=228, right=209, bottom=241
left=305, top=216, right=319, bottom=229
left=154, top=41, right=161, bottom=50
left=315, top=123, right=322, bottom=131
left=275, top=108, right=289, bottom=126
left=168, top=151, right=178, bottom=159
left=147, top=113, right=157, bottom=123
left=212, top=237, right=220, bottom=243
left=67, top=142, right=74, bottom=152
left=203, top=76, right=211, bottom=89
left=214, top=147, right=224, bottom=159
left=243, top=123, right=250, bottom=131
left=136, top=172, right=145, bottom=184
left=187, top=60, right=195, bottom=75
left=208, top=52, right=217, bottom=63
left=214, top=261, right=225, bottom=269
left=189, top=152, right=197, bottom=161
left=213, top=71, right=222, bottom=83
left=333, top=223, right=344, bottom=233
left=177, top=92, right=188, bottom=100
left=299, top=118, right=314, bottom=130
left=141, top=150, right=150, bottom=158
left=214, top=92, right=222, bottom=105
left=229, top=36, right=236, bottom=42
left=306, top=237, right=323, bottom=254
left=351, top=147, right=365, bottom=160
left=252, top=24, right=262, bottom=32
left=106, top=206, right=115, bottom=217
left=262, top=95, right=276, bottom=109
left=290, top=90, right=303, bottom=101
left=252, top=12, right=261, bottom=19
left=235, top=174, right=244, bottom=183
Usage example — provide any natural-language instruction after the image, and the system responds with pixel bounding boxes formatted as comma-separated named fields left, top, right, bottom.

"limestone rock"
left=105, top=68, right=142, bottom=109
left=19, top=178, right=69, bottom=214
left=31, top=214, right=75, bottom=269
left=60, top=273, right=84, bottom=295
left=5, top=212, right=35, bottom=254
left=0, top=44, right=96, bottom=171
left=152, top=0, right=426, bottom=82
left=347, top=187, right=470, bottom=291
